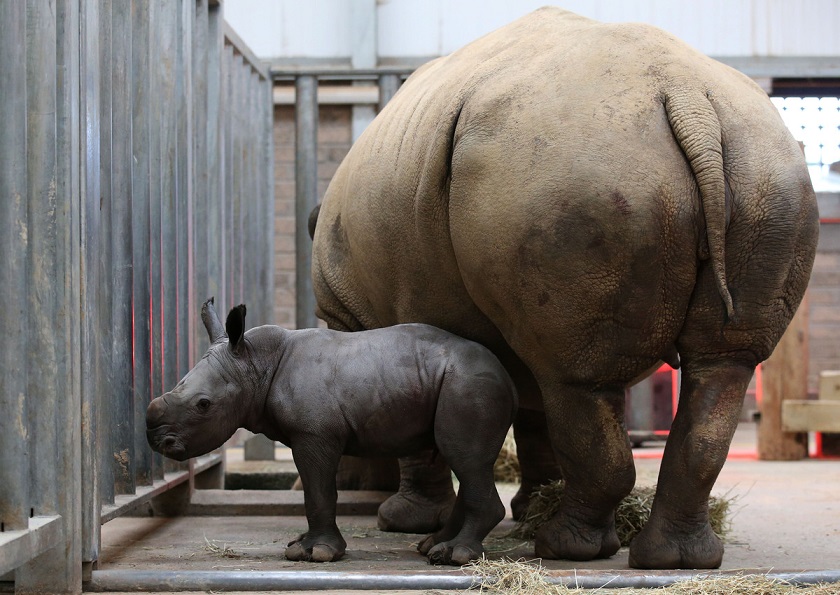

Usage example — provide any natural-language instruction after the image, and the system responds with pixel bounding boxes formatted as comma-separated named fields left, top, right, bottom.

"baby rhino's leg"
left=420, top=363, right=513, bottom=565
left=285, top=441, right=347, bottom=562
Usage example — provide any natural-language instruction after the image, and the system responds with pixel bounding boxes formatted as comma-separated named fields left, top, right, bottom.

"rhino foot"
left=629, top=517, right=723, bottom=569
left=377, top=490, right=455, bottom=533
left=285, top=532, right=346, bottom=563
left=426, top=541, right=483, bottom=566
left=534, top=512, right=620, bottom=561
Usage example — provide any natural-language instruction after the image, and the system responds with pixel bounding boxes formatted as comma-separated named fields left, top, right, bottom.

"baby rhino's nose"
left=146, top=396, right=169, bottom=428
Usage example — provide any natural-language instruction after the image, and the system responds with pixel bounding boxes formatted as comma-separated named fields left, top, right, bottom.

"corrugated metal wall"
left=226, top=0, right=840, bottom=63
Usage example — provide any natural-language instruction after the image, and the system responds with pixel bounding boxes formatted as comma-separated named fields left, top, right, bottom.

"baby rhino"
left=146, top=298, right=517, bottom=565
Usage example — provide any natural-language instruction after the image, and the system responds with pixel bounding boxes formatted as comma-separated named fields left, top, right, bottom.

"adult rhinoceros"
left=310, top=7, right=818, bottom=569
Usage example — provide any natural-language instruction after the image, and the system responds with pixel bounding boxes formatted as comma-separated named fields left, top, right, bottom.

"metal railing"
left=0, top=1, right=273, bottom=592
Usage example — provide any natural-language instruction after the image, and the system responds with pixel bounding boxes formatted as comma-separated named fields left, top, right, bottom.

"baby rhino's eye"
left=197, top=397, right=211, bottom=411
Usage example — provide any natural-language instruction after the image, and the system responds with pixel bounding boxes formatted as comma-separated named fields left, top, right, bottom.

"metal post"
left=223, top=45, right=235, bottom=312
left=25, top=0, right=60, bottom=521
left=176, top=0, right=193, bottom=379
left=80, top=0, right=103, bottom=569
left=110, top=0, right=136, bottom=497
left=263, top=75, right=275, bottom=326
left=232, top=56, right=245, bottom=305
left=97, top=0, right=116, bottom=507
left=54, top=0, right=83, bottom=587
left=0, top=0, right=30, bottom=535
left=206, top=3, right=223, bottom=315
left=131, top=0, right=153, bottom=489
left=294, top=75, right=319, bottom=329
left=148, top=0, right=165, bottom=482
left=158, top=0, right=180, bottom=475
left=16, top=1, right=83, bottom=590
left=244, top=70, right=257, bottom=323
left=192, top=0, right=210, bottom=356
left=378, top=73, right=400, bottom=112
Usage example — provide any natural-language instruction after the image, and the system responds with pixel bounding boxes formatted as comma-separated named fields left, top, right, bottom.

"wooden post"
left=758, top=293, right=809, bottom=460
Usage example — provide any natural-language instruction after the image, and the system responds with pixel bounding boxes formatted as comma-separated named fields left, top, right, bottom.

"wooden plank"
left=818, top=371, right=840, bottom=401
left=758, top=293, right=809, bottom=460
left=782, top=401, right=840, bottom=433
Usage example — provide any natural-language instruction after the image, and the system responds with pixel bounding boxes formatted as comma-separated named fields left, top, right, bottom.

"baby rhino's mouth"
left=147, top=428, right=188, bottom=461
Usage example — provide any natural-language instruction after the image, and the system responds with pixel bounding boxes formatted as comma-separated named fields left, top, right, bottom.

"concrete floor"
left=96, top=423, right=840, bottom=592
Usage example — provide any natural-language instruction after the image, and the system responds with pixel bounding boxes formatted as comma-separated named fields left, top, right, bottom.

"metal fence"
left=0, top=1, right=273, bottom=592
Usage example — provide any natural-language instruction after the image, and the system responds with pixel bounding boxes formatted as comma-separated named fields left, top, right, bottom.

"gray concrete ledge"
left=187, top=489, right=391, bottom=516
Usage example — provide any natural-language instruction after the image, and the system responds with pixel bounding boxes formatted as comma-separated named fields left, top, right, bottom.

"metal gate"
left=0, top=1, right=273, bottom=592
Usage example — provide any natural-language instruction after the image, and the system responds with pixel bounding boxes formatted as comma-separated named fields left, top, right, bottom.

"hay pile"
left=493, top=431, right=521, bottom=483
left=465, top=556, right=569, bottom=594
left=464, top=558, right=838, bottom=594
left=662, top=574, right=838, bottom=594
left=508, top=481, right=733, bottom=546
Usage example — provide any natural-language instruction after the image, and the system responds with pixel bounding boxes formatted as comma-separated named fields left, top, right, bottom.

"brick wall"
left=272, top=105, right=352, bottom=328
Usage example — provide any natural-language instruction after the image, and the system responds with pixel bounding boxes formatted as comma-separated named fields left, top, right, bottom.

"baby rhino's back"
left=288, top=324, right=515, bottom=457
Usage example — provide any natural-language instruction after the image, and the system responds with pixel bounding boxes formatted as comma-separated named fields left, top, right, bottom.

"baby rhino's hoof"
left=426, top=541, right=483, bottom=566
left=285, top=540, right=344, bottom=563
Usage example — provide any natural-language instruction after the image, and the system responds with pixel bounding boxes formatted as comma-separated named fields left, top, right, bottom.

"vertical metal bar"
left=16, top=2, right=83, bottom=589
left=25, top=0, right=59, bottom=517
left=55, top=0, right=83, bottom=586
left=176, top=0, right=193, bottom=379
left=98, top=0, right=115, bottom=507
left=159, top=0, right=177, bottom=394
left=295, top=75, right=319, bottom=329
left=232, top=55, right=244, bottom=306
left=193, top=0, right=210, bottom=356
left=181, top=0, right=196, bottom=484
left=378, top=73, right=400, bottom=112
left=158, top=0, right=179, bottom=473
left=0, top=0, right=29, bottom=534
left=242, top=70, right=254, bottom=321
left=81, top=0, right=104, bottom=567
left=263, top=75, right=275, bottom=326
left=223, top=45, right=234, bottom=311
left=131, top=0, right=153, bottom=488
left=148, top=0, right=165, bottom=481
left=206, top=3, right=223, bottom=315
left=111, top=0, right=136, bottom=497
left=249, top=72, right=263, bottom=326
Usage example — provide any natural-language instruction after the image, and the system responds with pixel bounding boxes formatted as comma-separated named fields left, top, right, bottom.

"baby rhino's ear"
left=225, top=304, right=247, bottom=353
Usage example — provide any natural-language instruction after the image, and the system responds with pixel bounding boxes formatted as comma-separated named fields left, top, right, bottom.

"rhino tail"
left=663, top=88, right=735, bottom=323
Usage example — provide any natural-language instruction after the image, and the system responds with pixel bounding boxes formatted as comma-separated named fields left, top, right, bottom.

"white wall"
left=224, top=0, right=840, bottom=62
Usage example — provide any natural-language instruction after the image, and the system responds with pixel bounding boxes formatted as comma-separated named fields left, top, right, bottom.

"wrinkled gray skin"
left=310, top=7, right=819, bottom=570
left=146, top=298, right=517, bottom=565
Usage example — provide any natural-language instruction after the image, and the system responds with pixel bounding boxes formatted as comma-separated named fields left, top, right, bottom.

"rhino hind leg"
left=534, top=382, right=635, bottom=561
left=377, top=453, right=456, bottom=533
left=510, top=407, right=563, bottom=521
left=418, top=406, right=508, bottom=565
left=629, top=356, right=754, bottom=569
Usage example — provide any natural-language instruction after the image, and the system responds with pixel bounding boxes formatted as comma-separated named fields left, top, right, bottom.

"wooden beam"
left=818, top=371, right=840, bottom=401
left=757, top=294, right=810, bottom=460
left=782, top=401, right=840, bottom=433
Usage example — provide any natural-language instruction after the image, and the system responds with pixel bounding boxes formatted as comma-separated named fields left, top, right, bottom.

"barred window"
left=771, top=96, right=840, bottom=177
